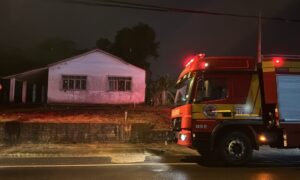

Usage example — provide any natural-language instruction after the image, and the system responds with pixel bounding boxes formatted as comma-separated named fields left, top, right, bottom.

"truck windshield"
left=174, top=78, right=192, bottom=106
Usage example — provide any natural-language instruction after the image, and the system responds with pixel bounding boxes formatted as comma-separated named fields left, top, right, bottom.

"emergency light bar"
left=185, top=58, right=195, bottom=67
left=185, top=53, right=206, bottom=67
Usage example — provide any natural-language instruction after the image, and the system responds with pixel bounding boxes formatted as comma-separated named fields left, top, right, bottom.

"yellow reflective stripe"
left=192, top=113, right=203, bottom=119
left=262, top=60, right=300, bottom=72
left=245, top=75, right=261, bottom=116
left=262, top=61, right=274, bottom=68
left=192, top=104, right=234, bottom=119
left=235, top=114, right=260, bottom=117
left=253, top=88, right=261, bottom=115
left=289, top=68, right=300, bottom=73
left=212, top=110, right=232, bottom=113
left=281, top=61, right=300, bottom=68
left=192, top=104, right=202, bottom=112
left=262, top=67, right=275, bottom=72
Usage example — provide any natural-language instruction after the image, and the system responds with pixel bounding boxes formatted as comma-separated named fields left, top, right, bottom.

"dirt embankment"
left=0, top=105, right=171, bottom=130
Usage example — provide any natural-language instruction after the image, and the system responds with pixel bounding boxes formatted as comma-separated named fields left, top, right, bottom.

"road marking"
left=0, top=163, right=198, bottom=169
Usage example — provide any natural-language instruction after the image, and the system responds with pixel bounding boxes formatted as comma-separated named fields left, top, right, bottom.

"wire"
left=55, top=0, right=300, bottom=23
left=58, top=0, right=167, bottom=12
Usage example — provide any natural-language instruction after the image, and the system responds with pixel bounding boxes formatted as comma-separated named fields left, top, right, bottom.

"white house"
left=3, top=49, right=146, bottom=104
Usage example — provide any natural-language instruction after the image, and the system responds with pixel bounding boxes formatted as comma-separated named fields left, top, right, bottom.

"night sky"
left=1, top=0, right=300, bottom=78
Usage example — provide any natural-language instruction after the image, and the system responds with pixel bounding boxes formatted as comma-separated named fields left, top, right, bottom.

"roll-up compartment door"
left=276, top=75, right=300, bottom=122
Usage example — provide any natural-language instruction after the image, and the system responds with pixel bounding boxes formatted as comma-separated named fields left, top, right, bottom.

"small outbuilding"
left=1, top=49, right=146, bottom=104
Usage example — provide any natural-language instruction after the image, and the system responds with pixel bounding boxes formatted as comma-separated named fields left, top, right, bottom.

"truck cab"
left=171, top=54, right=300, bottom=165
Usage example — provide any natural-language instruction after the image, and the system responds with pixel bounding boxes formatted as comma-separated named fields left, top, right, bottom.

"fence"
left=0, top=121, right=172, bottom=144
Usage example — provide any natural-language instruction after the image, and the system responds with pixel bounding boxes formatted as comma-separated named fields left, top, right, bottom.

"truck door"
left=277, top=75, right=300, bottom=147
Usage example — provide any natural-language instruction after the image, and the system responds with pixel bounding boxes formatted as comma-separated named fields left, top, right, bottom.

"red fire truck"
left=171, top=54, right=300, bottom=165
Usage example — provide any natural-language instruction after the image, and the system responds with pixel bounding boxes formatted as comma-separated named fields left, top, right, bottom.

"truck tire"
left=217, top=131, right=253, bottom=165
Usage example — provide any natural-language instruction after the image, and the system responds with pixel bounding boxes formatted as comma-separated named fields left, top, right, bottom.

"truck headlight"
left=180, top=134, right=187, bottom=141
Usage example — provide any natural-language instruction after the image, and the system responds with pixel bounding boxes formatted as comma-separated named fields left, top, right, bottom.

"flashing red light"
left=185, top=53, right=206, bottom=67
left=200, top=62, right=209, bottom=69
left=185, top=58, right=195, bottom=67
left=273, top=57, right=283, bottom=67
left=198, top=53, right=205, bottom=58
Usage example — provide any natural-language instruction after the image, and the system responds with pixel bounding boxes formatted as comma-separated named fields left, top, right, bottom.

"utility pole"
left=257, top=12, right=262, bottom=64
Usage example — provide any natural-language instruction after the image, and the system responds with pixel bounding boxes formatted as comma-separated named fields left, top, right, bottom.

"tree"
left=32, top=37, right=79, bottom=67
left=150, top=75, right=175, bottom=106
left=96, top=23, right=159, bottom=70
left=96, top=38, right=112, bottom=51
left=95, top=23, right=159, bottom=103
left=0, top=47, right=31, bottom=76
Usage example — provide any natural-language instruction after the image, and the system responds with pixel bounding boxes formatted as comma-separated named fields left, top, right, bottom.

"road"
left=0, top=147, right=300, bottom=180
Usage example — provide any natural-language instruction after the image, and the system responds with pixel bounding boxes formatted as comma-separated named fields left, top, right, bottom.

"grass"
left=0, top=105, right=171, bottom=130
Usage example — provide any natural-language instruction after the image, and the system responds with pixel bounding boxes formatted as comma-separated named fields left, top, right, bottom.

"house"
left=1, top=49, right=146, bottom=104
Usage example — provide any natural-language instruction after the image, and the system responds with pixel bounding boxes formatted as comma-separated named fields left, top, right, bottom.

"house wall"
left=47, top=52, right=146, bottom=104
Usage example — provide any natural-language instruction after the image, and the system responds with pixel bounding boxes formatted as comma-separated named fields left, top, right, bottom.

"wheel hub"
left=227, top=139, right=245, bottom=159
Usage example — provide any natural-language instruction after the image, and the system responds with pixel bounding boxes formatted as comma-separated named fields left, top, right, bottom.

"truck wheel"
left=218, top=131, right=253, bottom=165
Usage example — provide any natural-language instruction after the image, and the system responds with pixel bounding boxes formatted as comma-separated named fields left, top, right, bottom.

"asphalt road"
left=0, top=147, right=300, bottom=180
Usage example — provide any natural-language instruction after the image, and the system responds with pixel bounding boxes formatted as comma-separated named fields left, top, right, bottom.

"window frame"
left=62, top=75, right=87, bottom=91
left=108, top=76, right=132, bottom=92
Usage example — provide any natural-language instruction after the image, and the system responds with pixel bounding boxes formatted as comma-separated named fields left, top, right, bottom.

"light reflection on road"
left=252, top=172, right=276, bottom=180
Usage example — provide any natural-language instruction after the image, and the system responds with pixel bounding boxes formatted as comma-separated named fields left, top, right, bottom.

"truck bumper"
left=177, top=130, right=192, bottom=146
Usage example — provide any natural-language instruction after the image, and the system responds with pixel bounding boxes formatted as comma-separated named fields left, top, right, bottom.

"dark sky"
left=1, top=0, right=300, bottom=78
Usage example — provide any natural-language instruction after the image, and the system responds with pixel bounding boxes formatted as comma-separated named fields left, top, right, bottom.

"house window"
left=62, top=75, right=87, bottom=91
left=108, top=76, right=132, bottom=91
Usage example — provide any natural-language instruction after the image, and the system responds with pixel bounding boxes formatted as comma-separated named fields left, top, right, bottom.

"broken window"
left=62, top=75, right=87, bottom=91
left=108, top=76, right=132, bottom=91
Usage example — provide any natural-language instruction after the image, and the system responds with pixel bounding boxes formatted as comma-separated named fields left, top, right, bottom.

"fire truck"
left=171, top=54, right=300, bottom=165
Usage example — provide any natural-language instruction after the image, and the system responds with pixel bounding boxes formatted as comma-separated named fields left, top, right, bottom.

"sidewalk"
left=0, top=143, right=198, bottom=163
